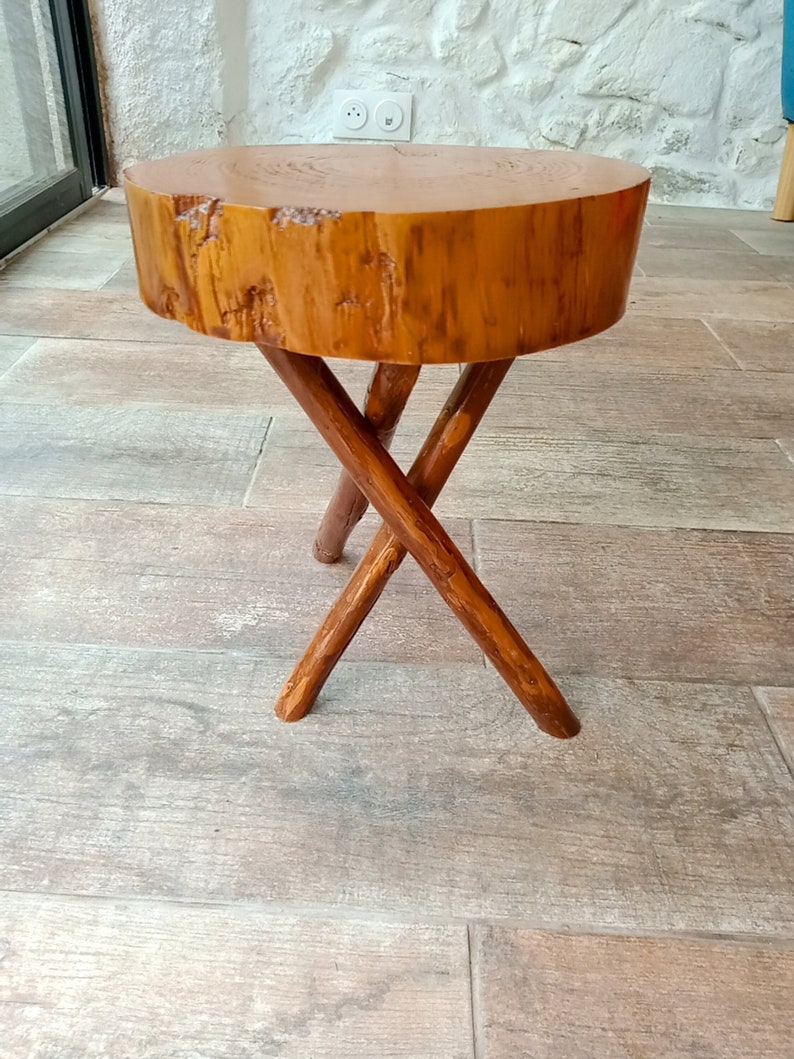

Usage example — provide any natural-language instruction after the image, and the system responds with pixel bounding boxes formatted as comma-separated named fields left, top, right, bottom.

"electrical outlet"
left=341, top=98, right=367, bottom=131
left=332, top=89, right=413, bottom=142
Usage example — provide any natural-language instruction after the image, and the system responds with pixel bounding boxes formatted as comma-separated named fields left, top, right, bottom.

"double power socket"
left=332, top=89, right=413, bottom=143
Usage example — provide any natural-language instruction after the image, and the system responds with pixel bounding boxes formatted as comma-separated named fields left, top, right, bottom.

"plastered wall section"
left=89, top=0, right=786, bottom=209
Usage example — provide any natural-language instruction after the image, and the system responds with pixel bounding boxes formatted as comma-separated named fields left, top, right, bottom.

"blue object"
left=785, top=0, right=794, bottom=119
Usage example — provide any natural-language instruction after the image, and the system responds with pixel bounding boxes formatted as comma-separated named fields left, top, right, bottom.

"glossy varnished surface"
left=125, top=143, right=649, bottom=212
left=125, top=144, right=649, bottom=363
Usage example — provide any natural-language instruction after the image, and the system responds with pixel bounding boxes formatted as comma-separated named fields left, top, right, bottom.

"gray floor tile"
left=488, top=360, right=794, bottom=438
left=538, top=315, right=738, bottom=371
left=639, top=225, right=755, bottom=252
left=0, top=892, right=472, bottom=1059
left=430, top=430, right=794, bottom=532
left=628, top=278, right=794, bottom=321
left=473, top=927, right=794, bottom=1059
left=474, top=519, right=794, bottom=686
left=0, top=644, right=792, bottom=933
left=0, top=498, right=479, bottom=664
left=0, top=247, right=133, bottom=290
left=0, top=404, right=270, bottom=506
left=732, top=226, right=794, bottom=256
left=645, top=205, right=772, bottom=228
left=707, top=320, right=794, bottom=372
left=0, top=287, right=230, bottom=344
left=636, top=246, right=780, bottom=281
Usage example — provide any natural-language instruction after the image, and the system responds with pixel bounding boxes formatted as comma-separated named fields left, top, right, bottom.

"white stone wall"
left=87, top=0, right=225, bottom=172
left=90, top=0, right=786, bottom=209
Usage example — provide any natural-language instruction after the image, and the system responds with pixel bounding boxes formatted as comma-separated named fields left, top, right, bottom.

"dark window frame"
left=0, top=0, right=108, bottom=259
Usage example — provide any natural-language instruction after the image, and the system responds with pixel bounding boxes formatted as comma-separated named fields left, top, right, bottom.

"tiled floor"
left=0, top=190, right=793, bottom=1057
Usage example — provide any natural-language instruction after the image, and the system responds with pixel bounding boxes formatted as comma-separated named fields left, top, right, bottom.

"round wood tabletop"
left=125, top=144, right=650, bottom=364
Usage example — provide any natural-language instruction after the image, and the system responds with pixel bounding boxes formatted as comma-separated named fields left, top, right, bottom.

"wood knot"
left=272, top=206, right=342, bottom=229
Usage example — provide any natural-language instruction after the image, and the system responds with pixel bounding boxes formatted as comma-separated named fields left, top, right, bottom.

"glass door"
left=0, top=0, right=106, bottom=258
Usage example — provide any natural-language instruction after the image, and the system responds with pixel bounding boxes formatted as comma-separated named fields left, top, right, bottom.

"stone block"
left=684, top=0, right=761, bottom=42
left=649, top=164, right=736, bottom=204
left=544, top=0, right=639, bottom=47
left=451, top=0, right=487, bottom=30
left=350, top=27, right=431, bottom=66
left=433, top=30, right=503, bottom=85
left=581, top=10, right=731, bottom=116
left=723, top=42, right=784, bottom=130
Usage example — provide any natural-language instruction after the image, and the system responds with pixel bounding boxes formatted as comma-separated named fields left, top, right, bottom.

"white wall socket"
left=332, top=89, right=413, bottom=142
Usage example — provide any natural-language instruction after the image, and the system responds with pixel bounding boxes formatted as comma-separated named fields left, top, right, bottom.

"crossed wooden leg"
left=314, top=362, right=421, bottom=563
left=283, top=357, right=516, bottom=719
left=258, top=343, right=580, bottom=739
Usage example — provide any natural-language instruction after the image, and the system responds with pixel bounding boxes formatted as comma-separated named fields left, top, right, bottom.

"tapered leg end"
left=516, top=671, right=581, bottom=738
left=538, top=706, right=581, bottom=739
left=312, top=539, right=343, bottom=564
left=274, top=680, right=316, bottom=722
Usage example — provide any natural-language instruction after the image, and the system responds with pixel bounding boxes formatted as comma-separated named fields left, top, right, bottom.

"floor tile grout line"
left=241, top=416, right=274, bottom=508
left=13, top=240, right=133, bottom=252
left=0, top=636, right=493, bottom=675
left=462, top=515, right=794, bottom=537
left=751, top=686, right=794, bottom=782
left=775, top=438, right=794, bottom=471
left=468, top=519, right=477, bottom=572
left=15, top=483, right=792, bottom=537
left=0, top=634, right=790, bottom=691
left=97, top=257, right=136, bottom=291
left=642, top=216, right=770, bottom=230
left=469, top=521, right=489, bottom=669
left=466, top=520, right=487, bottom=668
left=0, top=331, right=242, bottom=348
left=728, top=228, right=794, bottom=255
left=3, top=887, right=794, bottom=948
left=471, top=519, right=481, bottom=570
left=0, top=492, right=277, bottom=513
left=0, top=337, right=38, bottom=383
left=700, top=318, right=747, bottom=369
left=467, top=923, right=483, bottom=1059
left=3, top=636, right=792, bottom=695
left=469, top=514, right=794, bottom=538
left=639, top=242, right=765, bottom=255
left=1, top=327, right=791, bottom=375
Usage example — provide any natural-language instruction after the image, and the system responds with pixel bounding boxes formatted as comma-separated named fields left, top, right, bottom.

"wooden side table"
left=125, top=144, right=649, bottom=739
